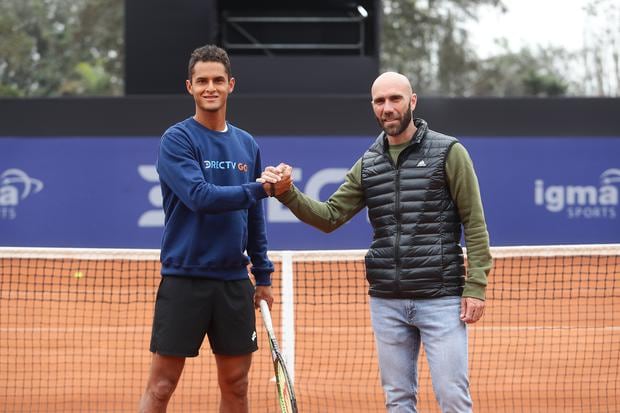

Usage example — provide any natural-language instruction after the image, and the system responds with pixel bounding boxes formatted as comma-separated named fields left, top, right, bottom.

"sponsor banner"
left=0, top=136, right=618, bottom=249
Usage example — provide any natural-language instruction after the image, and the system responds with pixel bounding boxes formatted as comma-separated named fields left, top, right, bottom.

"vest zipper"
left=394, top=168, right=401, bottom=293
left=393, top=142, right=417, bottom=295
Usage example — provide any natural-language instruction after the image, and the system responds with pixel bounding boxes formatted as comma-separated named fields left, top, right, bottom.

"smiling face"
left=371, top=72, right=417, bottom=138
left=186, top=61, right=235, bottom=115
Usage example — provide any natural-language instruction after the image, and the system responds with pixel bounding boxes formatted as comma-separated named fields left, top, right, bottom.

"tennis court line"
left=2, top=326, right=619, bottom=334
left=0, top=326, right=151, bottom=333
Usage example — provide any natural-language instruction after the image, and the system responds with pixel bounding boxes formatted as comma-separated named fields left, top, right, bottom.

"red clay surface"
left=1, top=256, right=618, bottom=412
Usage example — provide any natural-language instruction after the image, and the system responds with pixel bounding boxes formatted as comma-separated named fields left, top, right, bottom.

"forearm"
left=246, top=201, right=274, bottom=286
left=277, top=163, right=366, bottom=234
left=463, top=231, right=492, bottom=300
left=277, top=185, right=351, bottom=232
left=184, top=181, right=268, bottom=213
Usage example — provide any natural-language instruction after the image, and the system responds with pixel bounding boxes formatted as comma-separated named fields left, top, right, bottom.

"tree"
left=380, top=0, right=504, bottom=96
left=581, top=0, right=619, bottom=96
left=380, top=0, right=618, bottom=97
left=471, top=45, right=569, bottom=97
left=0, top=0, right=123, bottom=97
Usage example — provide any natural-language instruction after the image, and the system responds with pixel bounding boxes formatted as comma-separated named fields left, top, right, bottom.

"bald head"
left=371, top=72, right=413, bottom=97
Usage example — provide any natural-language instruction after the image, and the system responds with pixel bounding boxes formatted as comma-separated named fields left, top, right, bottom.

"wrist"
left=261, top=182, right=275, bottom=197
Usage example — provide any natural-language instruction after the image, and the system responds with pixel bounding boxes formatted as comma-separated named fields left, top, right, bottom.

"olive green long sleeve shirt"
left=277, top=141, right=492, bottom=300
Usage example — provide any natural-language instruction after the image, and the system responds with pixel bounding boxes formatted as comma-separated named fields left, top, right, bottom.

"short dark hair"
left=188, top=45, right=232, bottom=81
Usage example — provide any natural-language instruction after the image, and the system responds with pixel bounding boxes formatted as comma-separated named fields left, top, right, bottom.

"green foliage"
left=0, top=0, right=123, bottom=97
left=472, top=46, right=569, bottom=96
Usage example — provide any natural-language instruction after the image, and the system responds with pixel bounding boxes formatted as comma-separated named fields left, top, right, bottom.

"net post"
left=280, top=251, right=295, bottom=383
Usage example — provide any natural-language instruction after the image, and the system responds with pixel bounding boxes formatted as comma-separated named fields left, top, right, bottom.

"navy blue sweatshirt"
left=156, top=117, right=273, bottom=285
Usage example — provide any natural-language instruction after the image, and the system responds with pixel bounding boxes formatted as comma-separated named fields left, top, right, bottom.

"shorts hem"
left=212, top=345, right=258, bottom=356
left=151, top=348, right=199, bottom=358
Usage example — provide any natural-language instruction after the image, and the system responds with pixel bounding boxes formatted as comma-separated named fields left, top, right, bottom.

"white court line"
left=292, top=325, right=620, bottom=333
left=0, top=326, right=151, bottom=333
left=4, top=325, right=619, bottom=334
left=474, top=326, right=620, bottom=331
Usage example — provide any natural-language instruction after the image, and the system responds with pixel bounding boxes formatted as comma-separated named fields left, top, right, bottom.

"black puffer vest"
left=361, top=118, right=465, bottom=298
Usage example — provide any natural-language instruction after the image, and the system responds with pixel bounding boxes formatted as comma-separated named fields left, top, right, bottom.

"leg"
left=139, top=353, right=185, bottom=413
left=141, top=277, right=209, bottom=412
left=215, top=353, right=253, bottom=413
left=370, top=296, right=421, bottom=413
left=416, top=296, right=472, bottom=413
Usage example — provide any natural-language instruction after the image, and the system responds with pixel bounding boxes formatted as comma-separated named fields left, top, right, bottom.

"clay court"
left=1, top=246, right=619, bottom=412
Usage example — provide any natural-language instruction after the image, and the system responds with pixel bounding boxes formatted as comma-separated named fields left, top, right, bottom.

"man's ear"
left=228, top=77, right=236, bottom=93
left=410, top=93, right=418, bottom=112
left=186, top=79, right=192, bottom=95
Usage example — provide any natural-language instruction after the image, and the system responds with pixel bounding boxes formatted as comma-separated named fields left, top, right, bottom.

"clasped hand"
left=257, top=163, right=293, bottom=196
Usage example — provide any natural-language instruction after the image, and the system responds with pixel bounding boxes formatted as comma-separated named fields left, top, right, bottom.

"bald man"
left=261, top=72, right=492, bottom=413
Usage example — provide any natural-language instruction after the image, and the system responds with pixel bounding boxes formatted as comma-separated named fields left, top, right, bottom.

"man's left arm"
left=445, top=143, right=493, bottom=322
left=247, top=148, right=274, bottom=307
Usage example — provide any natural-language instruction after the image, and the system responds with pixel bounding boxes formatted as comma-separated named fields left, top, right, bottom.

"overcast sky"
left=468, top=0, right=589, bottom=58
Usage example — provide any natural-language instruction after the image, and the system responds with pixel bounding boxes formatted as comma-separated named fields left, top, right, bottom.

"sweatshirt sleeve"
left=157, top=130, right=268, bottom=213
left=276, top=158, right=366, bottom=232
left=246, top=148, right=274, bottom=286
left=445, top=143, right=493, bottom=300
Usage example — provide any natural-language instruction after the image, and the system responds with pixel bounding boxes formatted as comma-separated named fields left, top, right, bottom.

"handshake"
left=257, top=163, right=293, bottom=197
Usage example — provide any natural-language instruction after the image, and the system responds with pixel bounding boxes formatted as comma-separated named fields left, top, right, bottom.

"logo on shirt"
left=203, top=160, right=248, bottom=172
left=0, top=168, right=44, bottom=220
left=534, top=168, right=618, bottom=219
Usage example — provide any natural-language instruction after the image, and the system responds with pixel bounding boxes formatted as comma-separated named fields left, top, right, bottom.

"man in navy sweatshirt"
left=139, top=45, right=288, bottom=413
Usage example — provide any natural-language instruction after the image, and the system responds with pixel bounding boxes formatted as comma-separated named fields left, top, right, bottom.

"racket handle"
left=259, top=299, right=275, bottom=333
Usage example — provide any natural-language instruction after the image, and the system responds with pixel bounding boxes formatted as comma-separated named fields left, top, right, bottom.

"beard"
left=376, top=101, right=412, bottom=136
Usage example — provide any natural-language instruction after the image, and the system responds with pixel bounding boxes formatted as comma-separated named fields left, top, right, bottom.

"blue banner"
left=1, top=136, right=618, bottom=249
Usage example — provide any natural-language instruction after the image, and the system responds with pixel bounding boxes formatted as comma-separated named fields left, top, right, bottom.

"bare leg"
left=215, top=353, right=253, bottom=413
left=139, top=353, right=185, bottom=413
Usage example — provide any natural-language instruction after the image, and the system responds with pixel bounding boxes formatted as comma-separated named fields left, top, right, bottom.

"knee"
left=148, top=377, right=178, bottom=402
left=435, top=380, right=472, bottom=413
left=219, top=372, right=249, bottom=398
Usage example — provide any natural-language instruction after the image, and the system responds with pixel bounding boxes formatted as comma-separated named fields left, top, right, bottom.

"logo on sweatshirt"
left=534, top=168, right=618, bottom=219
left=203, top=160, right=249, bottom=172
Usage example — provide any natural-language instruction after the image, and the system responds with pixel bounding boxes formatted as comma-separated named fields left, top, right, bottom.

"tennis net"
left=0, top=245, right=619, bottom=412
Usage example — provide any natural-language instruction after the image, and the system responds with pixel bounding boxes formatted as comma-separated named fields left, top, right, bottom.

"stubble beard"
left=376, top=102, right=412, bottom=137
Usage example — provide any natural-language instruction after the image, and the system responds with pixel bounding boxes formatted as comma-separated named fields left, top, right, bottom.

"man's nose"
left=383, top=101, right=395, bottom=113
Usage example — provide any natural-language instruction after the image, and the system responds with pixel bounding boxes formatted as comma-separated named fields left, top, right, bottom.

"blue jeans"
left=370, top=296, right=472, bottom=413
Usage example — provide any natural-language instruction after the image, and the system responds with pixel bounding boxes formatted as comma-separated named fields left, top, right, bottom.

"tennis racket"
left=259, top=299, right=298, bottom=413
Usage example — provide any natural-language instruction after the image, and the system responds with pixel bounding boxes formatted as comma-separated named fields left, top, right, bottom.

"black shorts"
left=149, top=276, right=258, bottom=357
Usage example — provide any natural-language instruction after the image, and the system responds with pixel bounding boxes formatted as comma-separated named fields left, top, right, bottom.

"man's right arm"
left=276, top=159, right=366, bottom=233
